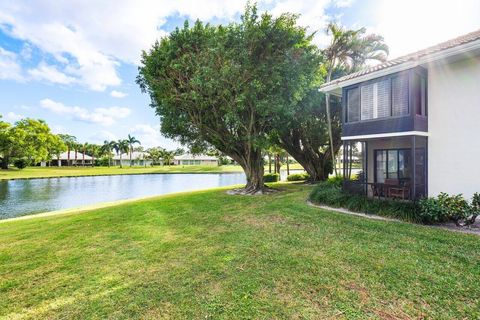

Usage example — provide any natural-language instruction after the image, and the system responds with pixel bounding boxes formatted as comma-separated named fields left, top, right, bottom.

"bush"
left=327, top=175, right=343, bottom=188
left=264, top=173, right=279, bottom=182
left=309, top=182, right=418, bottom=222
left=287, top=173, right=310, bottom=181
left=13, top=158, right=28, bottom=169
left=417, top=197, right=449, bottom=224
left=418, top=192, right=476, bottom=226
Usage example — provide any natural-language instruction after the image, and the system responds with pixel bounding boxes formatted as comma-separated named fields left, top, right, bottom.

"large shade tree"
left=137, top=5, right=319, bottom=193
left=0, top=118, right=63, bottom=169
left=273, top=88, right=342, bottom=181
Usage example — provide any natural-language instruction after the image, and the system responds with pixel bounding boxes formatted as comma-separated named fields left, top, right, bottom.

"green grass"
left=0, top=164, right=305, bottom=181
left=0, top=184, right=479, bottom=319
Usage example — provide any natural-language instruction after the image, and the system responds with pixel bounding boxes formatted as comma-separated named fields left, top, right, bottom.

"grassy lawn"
left=0, top=164, right=305, bottom=180
left=0, top=184, right=479, bottom=319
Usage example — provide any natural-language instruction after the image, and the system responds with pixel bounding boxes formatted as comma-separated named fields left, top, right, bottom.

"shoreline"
left=0, top=184, right=244, bottom=224
left=0, top=170, right=245, bottom=181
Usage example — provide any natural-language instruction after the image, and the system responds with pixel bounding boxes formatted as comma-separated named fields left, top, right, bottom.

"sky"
left=1, top=0, right=479, bottom=149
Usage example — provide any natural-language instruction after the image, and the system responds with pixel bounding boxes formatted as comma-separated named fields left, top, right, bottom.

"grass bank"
left=0, top=164, right=305, bottom=181
left=0, top=184, right=478, bottom=318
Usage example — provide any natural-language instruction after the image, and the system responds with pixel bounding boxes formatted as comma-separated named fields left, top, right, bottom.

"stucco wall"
left=428, top=56, right=480, bottom=199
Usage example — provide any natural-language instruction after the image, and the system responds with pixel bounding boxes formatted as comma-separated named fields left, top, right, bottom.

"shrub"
left=468, top=192, right=480, bottom=225
left=309, top=182, right=418, bottom=222
left=327, top=175, right=343, bottom=188
left=418, top=192, right=479, bottom=226
left=13, top=158, right=28, bottom=169
left=287, top=173, right=310, bottom=181
left=417, top=197, right=449, bottom=224
left=264, top=173, right=279, bottom=182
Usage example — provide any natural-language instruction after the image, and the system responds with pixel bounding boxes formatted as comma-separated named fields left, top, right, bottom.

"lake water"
left=0, top=170, right=299, bottom=219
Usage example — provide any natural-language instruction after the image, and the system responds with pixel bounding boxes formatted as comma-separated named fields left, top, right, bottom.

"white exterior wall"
left=428, top=57, right=480, bottom=199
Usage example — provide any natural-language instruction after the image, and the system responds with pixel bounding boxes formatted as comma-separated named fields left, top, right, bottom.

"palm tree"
left=101, top=140, right=114, bottom=167
left=324, top=22, right=388, bottom=175
left=88, top=144, right=100, bottom=167
left=73, top=142, right=81, bottom=166
left=81, top=142, right=89, bottom=166
left=113, top=139, right=129, bottom=168
left=161, top=149, right=175, bottom=166
left=58, top=134, right=76, bottom=166
left=126, top=134, right=141, bottom=167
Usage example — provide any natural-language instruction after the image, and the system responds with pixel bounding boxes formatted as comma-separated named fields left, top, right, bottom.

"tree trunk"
left=275, top=154, right=281, bottom=174
left=230, top=149, right=266, bottom=194
left=325, top=71, right=337, bottom=176
left=277, top=131, right=336, bottom=182
left=268, top=154, right=272, bottom=173
left=286, top=154, right=290, bottom=176
left=130, top=147, right=133, bottom=167
left=67, top=147, right=70, bottom=166
left=119, top=154, right=123, bottom=168
left=1, top=157, right=9, bottom=170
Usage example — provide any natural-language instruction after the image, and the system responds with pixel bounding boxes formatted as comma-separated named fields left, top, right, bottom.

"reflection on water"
left=0, top=170, right=301, bottom=219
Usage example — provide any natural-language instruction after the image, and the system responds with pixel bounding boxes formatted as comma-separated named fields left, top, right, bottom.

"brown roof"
left=321, top=28, right=480, bottom=88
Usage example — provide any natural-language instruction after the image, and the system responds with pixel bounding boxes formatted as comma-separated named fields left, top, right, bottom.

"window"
left=344, top=69, right=426, bottom=122
left=360, top=79, right=390, bottom=120
left=392, top=76, right=409, bottom=116
left=375, top=149, right=411, bottom=183
left=346, top=87, right=360, bottom=122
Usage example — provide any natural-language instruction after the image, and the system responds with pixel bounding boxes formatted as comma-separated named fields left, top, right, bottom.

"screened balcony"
left=342, top=135, right=428, bottom=200
left=342, top=66, right=428, bottom=137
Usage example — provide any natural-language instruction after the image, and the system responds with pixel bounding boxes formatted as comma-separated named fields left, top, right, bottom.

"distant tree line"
left=0, top=115, right=184, bottom=170
left=137, top=3, right=388, bottom=193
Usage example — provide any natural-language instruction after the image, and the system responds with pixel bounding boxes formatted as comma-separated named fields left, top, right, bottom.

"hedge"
left=309, top=182, right=419, bottom=223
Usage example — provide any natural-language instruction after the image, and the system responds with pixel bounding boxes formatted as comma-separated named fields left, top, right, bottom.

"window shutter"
left=361, top=83, right=374, bottom=120
left=347, top=88, right=360, bottom=122
left=376, top=79, right=391, bottom=118
left=392, top=76, right=408, bottom=116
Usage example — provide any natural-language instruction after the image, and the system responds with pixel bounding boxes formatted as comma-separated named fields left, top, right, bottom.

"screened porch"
left=342, top=135, right=428, bottom=200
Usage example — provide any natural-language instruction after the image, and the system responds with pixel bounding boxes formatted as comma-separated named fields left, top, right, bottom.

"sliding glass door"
left=374, top=149, right=412, bottom=184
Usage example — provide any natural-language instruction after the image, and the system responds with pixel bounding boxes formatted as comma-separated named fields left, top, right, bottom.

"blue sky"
left=1, top=0, right=479, bottom=149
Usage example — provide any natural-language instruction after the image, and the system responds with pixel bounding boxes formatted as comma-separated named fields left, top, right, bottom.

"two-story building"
left=320, top=29, right=480, bottom=200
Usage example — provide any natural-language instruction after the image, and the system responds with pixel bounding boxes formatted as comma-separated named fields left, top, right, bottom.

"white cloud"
left=40, top=98, right=131, bottom=126
left=89, top=130, right=118, bottom=144
left=0, top=47, right=23, bottom=81
left=50, top=124, right=67, bottom=134
left=0, top=1, right=350, bottom=91
left=28, top=62, right=76, bottom=85
left=110, top=90, right=127, bottom=98
left=372, top=0, right=480, bottom=58
left=131, top=123, right=180, bottom=149
left=269, top=0, right=334, bottom=46
left=5, top=111, right=23, bottom=121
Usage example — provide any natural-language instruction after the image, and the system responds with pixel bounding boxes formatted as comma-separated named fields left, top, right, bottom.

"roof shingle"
left=321, top=28, right=480, bottom=88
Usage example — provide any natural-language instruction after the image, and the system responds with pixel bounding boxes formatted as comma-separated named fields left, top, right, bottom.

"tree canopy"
left=137, top=4, right=320, bottom=193
left=0, top=117, right=65, bottom=169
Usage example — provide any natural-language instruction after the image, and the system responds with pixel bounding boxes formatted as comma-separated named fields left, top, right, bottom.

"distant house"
left=48, top=151, right=93, bottom=167
left=173, top=154, right=219, bottom=166
left=320, top=29, right=480, bottom=200
left=112, top=151, right=153, bottom=167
